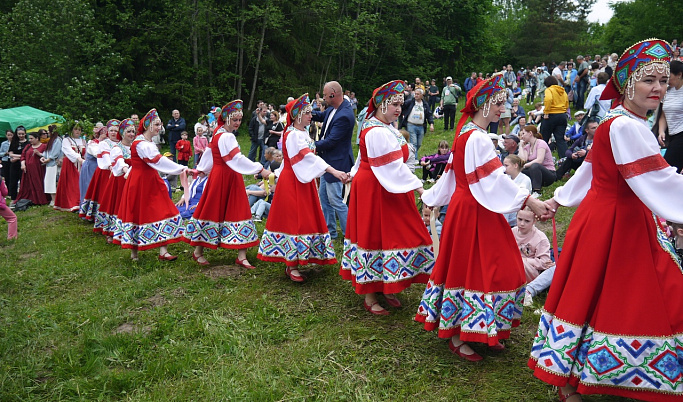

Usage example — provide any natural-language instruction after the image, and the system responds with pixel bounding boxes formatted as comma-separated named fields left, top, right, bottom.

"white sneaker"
left=254, top=216, right=262, bottom=222
left=523, top=290, right=533, bottom=307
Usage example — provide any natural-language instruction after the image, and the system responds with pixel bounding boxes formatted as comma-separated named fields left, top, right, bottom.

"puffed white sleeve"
left=610, top=116, right=683, bottom=223
left=97, top=141, right=112, bottom=169
left=553, top=152, right=594, bottom=207
left=421, top=153, right=456, bottom=207
left=465, top=130, right=529, bottom=213
left=110, top=146, right=126, bottom=177
left=286, top=131, right=329, bottom=183
left=365, top=128, right=422, bottom=193
left=195, top=147, right=213, bottom=174
left=136, top=141, right=185, bottom=175
left=61, top=139, right=80, bottom=163
left=87, top=140, right=99, bottom=157
left=218, top=133, right=263, bottom=175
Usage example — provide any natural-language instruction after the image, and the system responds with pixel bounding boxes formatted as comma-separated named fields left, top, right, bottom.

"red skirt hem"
left=119, top=237, right=183, bottom=251
left=257, top=254, right=337, bottom=267
left=183, top=238, right=259, bottom=250
left=415, top=314, right=519, bottom=345
left=339, top=269, right=429, bottom=295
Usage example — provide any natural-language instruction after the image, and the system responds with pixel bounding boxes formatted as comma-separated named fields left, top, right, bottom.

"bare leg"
left=450, top=335, right=476, bottom=356
left=130, top=249, right=138, bottom=261
left=193, top=245, right=208, bottom=264
left=364, top=293, right=388, bottom=314
left=559, top=384, right=582, bottom=401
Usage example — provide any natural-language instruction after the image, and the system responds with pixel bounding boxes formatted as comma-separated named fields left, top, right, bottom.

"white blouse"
left=284, top=127, right=329, bottom=183
left=61, top=137, right=86, bottom=163
left=555, top=106, right=683, bottom=223
left=97, top=139, right=114, bottom=170
left=195, top=128, right=263, bottom=175
left=110, top=143, right=131, bottom=177
left=422, top=123, right=529, bottom=213
left=135, top=138, right=185, bottom=175
left=350, top=117, right=422, bottom=194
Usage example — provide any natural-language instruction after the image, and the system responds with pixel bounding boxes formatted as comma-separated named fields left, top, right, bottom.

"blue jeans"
left=251, top=199, right=271, bottom=218
left=247, top=139, right=266, bottom=164
left=319, top=179, right=347, bottom=238
left=246, top=184, right=265, bottom=206
left=575, top=79, right=588, bottom=110
left=406, top=123, right=425, bottom=156
left=527, top=265, right=556, bottom=297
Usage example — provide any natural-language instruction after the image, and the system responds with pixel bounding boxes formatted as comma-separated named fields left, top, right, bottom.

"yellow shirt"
left=544, top=85, right=569, bottom=114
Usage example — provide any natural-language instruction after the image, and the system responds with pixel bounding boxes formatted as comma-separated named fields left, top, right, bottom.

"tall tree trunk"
left=248, top=16, right=267, bottom=111
left=191, top=0, right=199, bottom=114
left=206, top=9, right=213, bottom=88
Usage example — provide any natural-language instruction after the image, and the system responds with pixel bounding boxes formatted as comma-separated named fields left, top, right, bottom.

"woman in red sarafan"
left=529, top=39, right=683, bottom=402
left=341, top=80, right=434, bottom=316
left=53, top=122, right=86, bottom=212
left=184, top=100, right=271, bottom=269
left=415, top=74, right=547, bottom=362
left=114, top=109, right=188, bottom=261
left=257, top=93, right=346, bottom=282
left=83, top=119, right=119, bottom=223
left=16, top=131, right=48, bottom=205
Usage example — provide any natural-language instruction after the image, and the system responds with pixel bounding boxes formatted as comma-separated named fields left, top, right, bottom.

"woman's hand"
left=261, top=168, right=272, bottom=178
left=416, top=187, right=424, bottom=196
left=658, top=131, right=667, bottom=147
left=21, top=161, right=26, bottom=172
left=328, top=168, right=348, bottom=183
left=526, top=196, right=550, bottom=219
left=539, top=198, right=560, bottom=221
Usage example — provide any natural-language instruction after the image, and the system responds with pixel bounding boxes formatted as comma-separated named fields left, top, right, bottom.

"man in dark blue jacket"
left=166, top=109, right=186, bottom=159
left=312, top=81, right=355, bottom=239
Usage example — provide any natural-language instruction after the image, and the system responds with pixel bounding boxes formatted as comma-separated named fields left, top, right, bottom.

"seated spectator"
left=518, top=125, right=555, bottom=194
left=528, top=102, right=544, bottom=125
left=555, top=117, right=597, bottom=181
left=176, top=172, right=207, bottom=219
left=513, top=210, right=556, bottom=308
left=502, top=154, right=532, bottom=226
left=565, top=111, right=586, bottom=142
left=500, top=133, right=520, bottom=160
left=251, top=182, right=275, bottom=222
left=247, top=160, right=281, bottom=206
left=489, top=133, right=503, bottom=155
left=419, top=140, right=449, bottom=182
left=510, top=116, right=527, bottom=137
left=668, top=221, right=683, bottom=261
left=509, top=99, right=525, bottom=125
left=421, top=203, right=442, bottom=239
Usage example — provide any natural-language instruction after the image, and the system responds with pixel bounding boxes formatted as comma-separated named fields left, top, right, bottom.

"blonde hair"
left=504, top=154, right=525, bottom=170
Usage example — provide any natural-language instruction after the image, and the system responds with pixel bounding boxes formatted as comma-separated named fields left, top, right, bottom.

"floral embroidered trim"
left=368, top=149, right=403, bottom=167
left=466, top=157, right=503, bottom=185
left=617, top=154, right=669, bottom=179
left=221, top=147, right=240, bottom=162
left=290, top=148, right=313, bottom=165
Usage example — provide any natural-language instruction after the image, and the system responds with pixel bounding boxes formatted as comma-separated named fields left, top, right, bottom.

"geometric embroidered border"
left=114, top=215, right=184, bottom=248
left=258, top=230, right=336, bottom=264
left=93, top=210, right=109, bottom=233
left=79, top=199, right=99, bottom=221
left=184, top=218, right=258, bottom=247
left=417, top=279, right=525, bottom=338
left=530, top=311, right=683, bottom=395
left=340, top=239, right=435, bottom=284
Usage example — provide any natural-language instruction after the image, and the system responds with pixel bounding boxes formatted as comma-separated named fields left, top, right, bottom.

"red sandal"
left=363, top=300, right=390, bottom=316
left=235, top=257, right=255, bottom=269
left=448, top=339, right=483, bottom=362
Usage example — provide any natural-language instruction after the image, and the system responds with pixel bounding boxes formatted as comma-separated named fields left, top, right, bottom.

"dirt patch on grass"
left=202, top=265, right=242, bottom=279
left=113, top=322, right=152, bottom=335
left=19, top=251, right=40, bottom=261
left=145, top=293, right=167, bottom=308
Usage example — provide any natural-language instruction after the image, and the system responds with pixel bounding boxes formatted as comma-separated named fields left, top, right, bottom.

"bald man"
left=166, top=109, right=186, bottom=159
left=312, top=81, right=355, bottom=239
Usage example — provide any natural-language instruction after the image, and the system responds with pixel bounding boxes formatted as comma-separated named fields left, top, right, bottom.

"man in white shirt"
left=552, top=62, right=566, bottom=87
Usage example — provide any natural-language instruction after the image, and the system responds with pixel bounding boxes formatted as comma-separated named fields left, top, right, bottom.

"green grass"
left=0, top=113, right=626, bottom=401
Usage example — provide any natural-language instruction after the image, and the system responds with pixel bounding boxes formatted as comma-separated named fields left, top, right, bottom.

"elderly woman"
left=114, top=109, right=188, bottom=261
left=342, top=80, right=434, bottom=315
left=257, top=94, right=346, bottom=282
left=185, top=100, right=271, bottom=268
left=528, top=39, right=683, bottom=401
left=16, top=132, right=48, bottom=205
left=416, top=74, right=548, bottom=361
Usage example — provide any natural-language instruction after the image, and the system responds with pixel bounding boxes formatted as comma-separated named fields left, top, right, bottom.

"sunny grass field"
left=0, top=100, right=626, bottom=401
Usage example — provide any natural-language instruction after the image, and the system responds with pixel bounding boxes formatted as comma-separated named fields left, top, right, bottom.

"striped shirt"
left=663, top=85, right=683, bottom=136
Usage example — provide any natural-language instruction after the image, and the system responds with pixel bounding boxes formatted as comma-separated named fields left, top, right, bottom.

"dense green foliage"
left=0, top=0, right=678, bottom=122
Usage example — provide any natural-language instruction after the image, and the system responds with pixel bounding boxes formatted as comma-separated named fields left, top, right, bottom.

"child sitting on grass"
left=419, top=140, right=450, bottom=182
left=512, top=207, right=555, bottom=306
left=421, top=203, right=442, bottom=239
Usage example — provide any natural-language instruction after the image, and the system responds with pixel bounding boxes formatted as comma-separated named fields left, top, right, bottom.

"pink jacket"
left=0, top=179, right=8, bottom=209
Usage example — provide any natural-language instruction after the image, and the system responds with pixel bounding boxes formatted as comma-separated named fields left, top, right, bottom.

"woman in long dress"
left=16, top=131, right=48, bottom=205
left=114, top=109, right=187, bottom=261
left=97, top=119, right=135, bottom=242
left=79, top=126, right=104, bottom=209
left=81, top=119, right=119, bottom=221
left=41, top=130, right=62, bottom=206
left=528, top=39, right=683, bottom=401
left=415, top=74, right=547, bottom=361
left=53, top=123, right=86, bottom=212
left=342, top=80, right=434, bottom=315
left=185, top=100, right=271, bottom=268
left=257, top=94, right=346, bottom=282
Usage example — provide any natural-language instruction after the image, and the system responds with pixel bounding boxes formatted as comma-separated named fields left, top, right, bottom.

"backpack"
left=14, top=199, right=32, bottom=211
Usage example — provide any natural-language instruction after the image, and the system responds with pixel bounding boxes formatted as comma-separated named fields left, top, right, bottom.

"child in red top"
left=0, top=164, right=18, bottom=239
left=175, top=131, right=192, bottom=166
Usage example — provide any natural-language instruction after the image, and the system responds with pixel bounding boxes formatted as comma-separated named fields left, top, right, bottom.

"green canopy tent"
left=0, top=106, right=65, bottom=140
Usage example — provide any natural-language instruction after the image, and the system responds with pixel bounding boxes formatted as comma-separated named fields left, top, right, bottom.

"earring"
left=297, top=113, right=302, bottom=124
left=380, top=101, right=388, bottom=115
left=626, top=76, right=635, bottom=101
left=482, top=101, right=491, bottom=118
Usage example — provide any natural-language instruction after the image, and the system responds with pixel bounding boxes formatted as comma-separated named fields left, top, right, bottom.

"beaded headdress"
left=286, top=93, right=312, bottom=127
left=138, top=109, right=159, bottom=134
left=118, top=118, right=135, bottom=138
left=221, top=100, right=243, bottom=123
left=454, top=74, right=507, bottom=138
left=600, top=39, right=671, bottom=101
left=106, top=119, right=120, bottom=130
left=367, top=80, right=406, bottom=118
